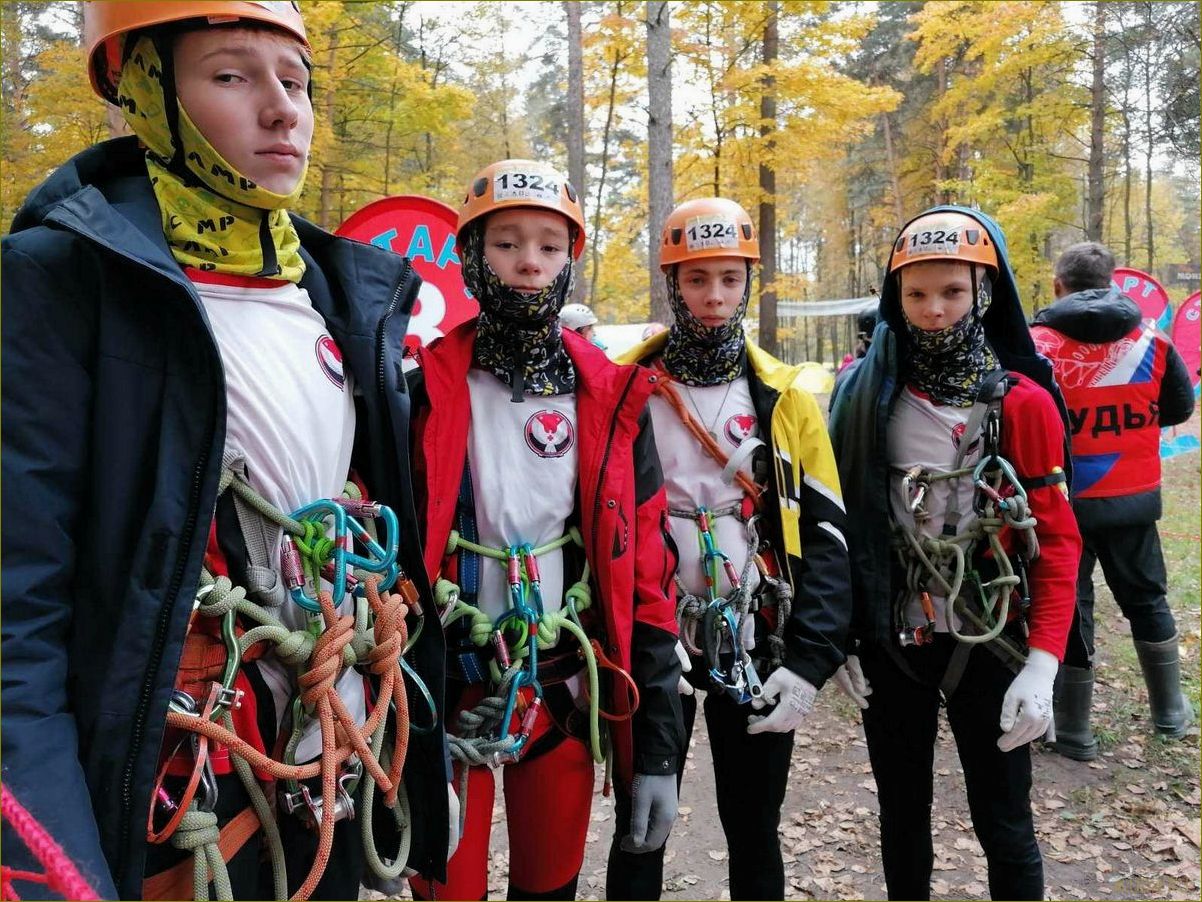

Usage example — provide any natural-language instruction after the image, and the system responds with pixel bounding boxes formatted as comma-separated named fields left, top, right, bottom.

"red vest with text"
left=1031, top=321, right=1168, bottom=498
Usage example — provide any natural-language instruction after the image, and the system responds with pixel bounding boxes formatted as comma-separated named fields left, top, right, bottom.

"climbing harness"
left=672, top=505, right=763, bottom=704
left=433, top=462, right=641, bottom=833
left=147, top=470, right=435, bottom=901
left=651, top=364, right=793, bottom=698
left=889, top=373, right=1042, bottom=692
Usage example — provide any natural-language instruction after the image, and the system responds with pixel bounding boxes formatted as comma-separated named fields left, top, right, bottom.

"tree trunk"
left=565, top=1, right=588, bottom=302
left=318, top=34, right=338, bottom=230
left=1143, top=3, right=1155, bottom=270
left=645, top=0, right=674, bottom=323
left=758, top=1, right=779, bottom=355
left=881, top=111, right=904, bottom=224
left=588, top=38, right=625, bottom=307
left=1120, top=43, right=1133, bottom=261
left=1086, top=1, right=1106, bottom=240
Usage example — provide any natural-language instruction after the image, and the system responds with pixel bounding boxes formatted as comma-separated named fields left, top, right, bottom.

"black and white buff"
left=460, top=222, right=576, bottom=401
left=662, top=262, right=751, bottom=386
left=902, top=269, right=999, bottom=408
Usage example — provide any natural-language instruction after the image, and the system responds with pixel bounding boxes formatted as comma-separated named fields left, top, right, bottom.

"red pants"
left=410, top=685, right=595, bottom=900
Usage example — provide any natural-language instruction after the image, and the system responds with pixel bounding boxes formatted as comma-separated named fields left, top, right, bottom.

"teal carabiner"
left=285, top=498, right=404, bottom=613
left=972, top=454, right=1028, bottom=514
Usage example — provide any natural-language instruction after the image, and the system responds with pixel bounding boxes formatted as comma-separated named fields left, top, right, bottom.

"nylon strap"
left=942, top=370, right=1008, bottom=538
left=938, top=641, right=973, bottom=698
left=882, top=639, right=974, bottom=701
left=1019, top=470, right=1066, bottom=491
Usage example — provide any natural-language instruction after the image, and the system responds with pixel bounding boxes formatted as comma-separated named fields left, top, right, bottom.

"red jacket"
left=1031, top=321, right=1168, bottom=498
left=994, top=373, right=1082, bottom=659
left=409, top=323, right=684, bottom=786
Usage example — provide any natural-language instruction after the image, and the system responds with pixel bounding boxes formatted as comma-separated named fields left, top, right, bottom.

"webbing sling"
left=453, top=464, right=487, bottom=682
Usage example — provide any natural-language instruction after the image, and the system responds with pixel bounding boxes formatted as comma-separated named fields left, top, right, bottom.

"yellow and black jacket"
left=620, top=333, right=851, bottom=688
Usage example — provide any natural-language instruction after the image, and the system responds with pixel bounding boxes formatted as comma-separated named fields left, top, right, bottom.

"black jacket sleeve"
left=778, top=387, right=852, bottom=688
left=1, top=240, right=118, bottom=898
left=1159, top=342, right=1196, bottom=428
left=628, top=410, right=686, bottom=775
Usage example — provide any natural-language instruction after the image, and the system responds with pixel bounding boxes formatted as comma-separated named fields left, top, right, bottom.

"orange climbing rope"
left=159, top=576, right=411, bottom=901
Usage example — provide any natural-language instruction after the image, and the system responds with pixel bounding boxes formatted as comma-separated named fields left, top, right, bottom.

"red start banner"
left=336, top=195, right=477, bottom=364
left=1112, top=266, right=1172, bottom=331
left=1171, top=291, right=1200, bottom=390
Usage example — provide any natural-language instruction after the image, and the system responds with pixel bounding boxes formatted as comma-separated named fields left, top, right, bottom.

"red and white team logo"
left=723, top=413, right=758, bottom=446
left=315, top=335, right=345, bottom=389
left=524, top=410, right=575, bottom=458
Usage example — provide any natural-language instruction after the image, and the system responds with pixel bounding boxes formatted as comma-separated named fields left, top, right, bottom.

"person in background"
left=560, top=301, right=607, bottom=349
left=1031, top=241, right=1196, bottom=759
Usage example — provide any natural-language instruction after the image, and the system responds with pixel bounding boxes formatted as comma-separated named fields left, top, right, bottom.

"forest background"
left=2, top=1, right=1198, bottom=362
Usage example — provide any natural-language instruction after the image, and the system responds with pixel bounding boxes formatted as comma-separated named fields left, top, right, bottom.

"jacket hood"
left=10, top=136, right=147, bottom=233
left=864, top=205, right=1068, bottom=425
left=1031, top=285, right=1141, bottom=343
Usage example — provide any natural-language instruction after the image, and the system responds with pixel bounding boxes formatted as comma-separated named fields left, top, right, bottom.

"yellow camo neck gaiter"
left=118, top=33, right=306, bottom=282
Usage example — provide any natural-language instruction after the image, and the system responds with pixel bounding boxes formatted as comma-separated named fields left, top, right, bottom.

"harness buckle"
left=282, top=767, right=360, bottom=829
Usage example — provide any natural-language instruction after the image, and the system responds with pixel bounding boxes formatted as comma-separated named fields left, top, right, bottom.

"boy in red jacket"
left=407, top=159, right=685, bottom=900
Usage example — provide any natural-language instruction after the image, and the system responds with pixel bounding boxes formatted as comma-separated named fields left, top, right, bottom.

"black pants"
left=1077, top=521, right=1176, bottom=653
left=606, top=679, right=794, bottom=901
left=859, top=637, right=1044, bottom=901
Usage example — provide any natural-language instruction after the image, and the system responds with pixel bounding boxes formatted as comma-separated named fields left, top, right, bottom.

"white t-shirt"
left=194, top=274, right=360, bottom=762
left=465, top=368, right=579, bottom=621
left=647, top=376, right=762, bottom=602
left=887, top=386, right=982, bottom=632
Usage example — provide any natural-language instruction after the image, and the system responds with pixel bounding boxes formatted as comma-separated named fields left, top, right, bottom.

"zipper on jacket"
left=116, top=450, right=209, bottom=883
left=115, top=317, right=217, bottom=888
left=589, top=370, right=639, bottom=565
left=373, top=259, right=416, bottom=499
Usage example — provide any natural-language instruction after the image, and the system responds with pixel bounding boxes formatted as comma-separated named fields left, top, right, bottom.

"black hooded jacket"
left=1, top=137, right=450, bottom=897
left=828, top=206, right=1077, bottom=652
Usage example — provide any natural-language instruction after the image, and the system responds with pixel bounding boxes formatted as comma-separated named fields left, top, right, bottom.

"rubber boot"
left=1051, top=665, right=1099, bottom=761
left=1134, top=634, right=1195, bottom=738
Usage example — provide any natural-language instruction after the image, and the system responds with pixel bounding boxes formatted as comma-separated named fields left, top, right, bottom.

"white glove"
left=832, top=654, right=872, bottom=709
left=447, top=781, right=461, bottom=862
left=747, top=667, right=817, bottom=734
left=674, top=640, right=694, bottom=696
left=998, top=648, right=1058, bottom=752
left=621, top=772, right=679, bottom=853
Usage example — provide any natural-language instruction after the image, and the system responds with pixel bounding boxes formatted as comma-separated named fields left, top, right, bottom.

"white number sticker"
left=493, top=165, right=561, bottom=204
left=684, top=215, right=739, bottom=251
left=907, top=227, right=961, bottom=256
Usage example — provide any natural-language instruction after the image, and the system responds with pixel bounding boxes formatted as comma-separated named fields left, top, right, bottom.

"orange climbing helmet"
left=659, top=197, right=759, bottom=271
left=457, top=159, right=587, bottom=259
left=84, top=1, right=310, bottom=104
left=889, top=210, right=998, bottom=274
